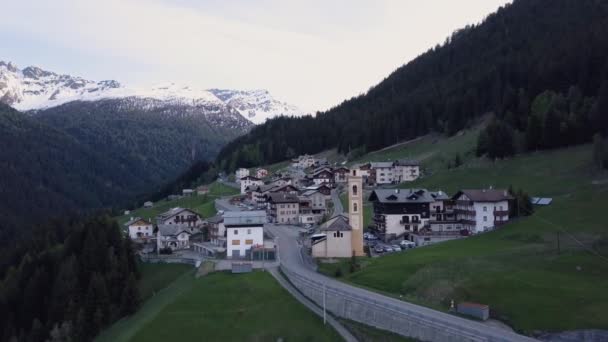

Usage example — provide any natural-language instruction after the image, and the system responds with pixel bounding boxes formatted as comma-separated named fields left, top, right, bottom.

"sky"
left=0, top=0, right=511, bottom=112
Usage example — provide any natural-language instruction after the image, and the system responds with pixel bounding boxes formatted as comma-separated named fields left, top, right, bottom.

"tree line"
left=216, top=0, right=608, bottom=172
left=0, top=214, right=140, bottom=342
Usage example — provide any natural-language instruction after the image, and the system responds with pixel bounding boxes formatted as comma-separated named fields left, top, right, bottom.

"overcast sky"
left=1, top=0, right=511, bottom=112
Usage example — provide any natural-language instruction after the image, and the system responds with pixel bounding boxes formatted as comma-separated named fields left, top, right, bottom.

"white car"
left=400, top=240, right=416, bottom=249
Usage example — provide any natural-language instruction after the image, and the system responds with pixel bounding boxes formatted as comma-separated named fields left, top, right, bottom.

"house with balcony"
left=333, top=167, right=350, bottom=184
left=235, top=168, right=250, bottom=183
left=393, top=159, right=421, bottom=182
left=368, top=189, right=433, bottom=241
left=125, top=217, right=154, bottom=241
left=409, top=191, right=467, bottom=246
left=453, top=189, right=512, bottom=233
left=240, top=175, right=263, bottom=194
left=206, top=214, right=226, bottom=247
left=156, top=207, right=204, bottom=234
left=267, top=192, right=300, bottom=224
left=370, top=162, right=394, bottom=184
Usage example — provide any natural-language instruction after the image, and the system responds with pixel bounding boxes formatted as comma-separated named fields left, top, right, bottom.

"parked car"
left=374, top=245, right=384, bottom=253
left=304, top=223, right=313, bottom=229
left=383, top=246, right=394, bottom=253
left=391, top=245, right=402, bottom=251
left=400, top=240, right=416, bottom=249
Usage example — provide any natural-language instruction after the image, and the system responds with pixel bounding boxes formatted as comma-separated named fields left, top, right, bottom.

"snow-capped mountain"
left=209, top=88, right=302, bottom=124
left=0, top=60, right=302, bottom=124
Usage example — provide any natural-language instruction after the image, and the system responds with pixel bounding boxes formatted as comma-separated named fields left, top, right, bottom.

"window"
left=234, top=230, right=238, bottom=235
left=232, top=240, right=240, bottom=245
left=245, top=239, right=253, bottom=245
left=247, top=229, right=251, bottom=234
left=483, top=206, right=487, bottom=212
left=483, top=216, right=487, bottom=222
left=353, top=203, right=358, bottom=212
left=352, top=185, right=358, bottom=195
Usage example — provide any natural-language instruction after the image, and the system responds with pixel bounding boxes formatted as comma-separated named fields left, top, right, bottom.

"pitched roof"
left=206, top=214, right=224, bottom=224
left=370, top=161, right=394, bottom=168
left=453, top=189, right=513, bottom=202
left=223, top=211, right=266, bottom=226
left=157, top=207, right=201, bottom=221
left=369, top=189, right=435, bottom=203
left=157, top=224, right=192, bottom=237
left=319, top=214, right=351, bottom=232
left=124, top=217, right=151, bottom=226
left=240, top=175, right=261, bottom=181
left=268, top=192, right=300, bottom=203
left=429, top=190, right=450, bottom=201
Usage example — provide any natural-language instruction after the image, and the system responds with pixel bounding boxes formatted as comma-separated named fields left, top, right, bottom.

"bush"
left=334, top=268, right=343, bottom=278
left=159, top=247, right=173, bottom=255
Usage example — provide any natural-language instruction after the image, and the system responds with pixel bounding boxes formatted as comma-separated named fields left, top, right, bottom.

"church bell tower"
left=348, top=169, right=365, bottom=256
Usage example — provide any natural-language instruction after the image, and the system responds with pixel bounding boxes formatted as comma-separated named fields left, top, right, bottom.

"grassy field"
left=100, top=270, right=341, bottom=341
left=116, top=181, right=238, bottom=225
left=326, top=143, right=608, bottom=334
left=340, top=319, right=417, bottom=342
left=138, top=263, right=193, bottom=300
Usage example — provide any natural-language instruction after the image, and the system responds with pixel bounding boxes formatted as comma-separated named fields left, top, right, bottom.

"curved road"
left=267, top=224, right=536, bottom=342
left=331, top=189, right=344, bottom=215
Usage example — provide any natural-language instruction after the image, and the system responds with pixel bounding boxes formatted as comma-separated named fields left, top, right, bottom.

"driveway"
left=266, top=224, right=536, bottom=342
left=331, top=189, right=344, bottom=216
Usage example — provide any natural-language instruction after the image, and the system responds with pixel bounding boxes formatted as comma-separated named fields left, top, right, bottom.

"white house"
left=333, top=167, right=350, bottom=184
left=235, top=168, right=250, bottom=183
left=125, top=217, right=154, bottom=240
left=224, top=211, right=266, bottom=259
left=143, top=201, right=154, bottom=208
left=393, top=159, right=420, bottom=182
left=157, top=225, right=191, bottom=250
left=453, top=189, right=512, bottom=234
left=292, top=155, right=317, bottom=169
left=240, top=175, right=263, bottom=194
left=370, top=162, right=395, bottom=184
left=156, top=207, right=204, bottom=233
left=369, top=189, right=434, bottom=241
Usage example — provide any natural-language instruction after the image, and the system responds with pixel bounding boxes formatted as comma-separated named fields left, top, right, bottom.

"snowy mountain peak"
left=0, top=61, right=302, bottom=124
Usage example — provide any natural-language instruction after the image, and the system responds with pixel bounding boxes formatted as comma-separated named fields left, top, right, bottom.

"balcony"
left=373, top=215, right=386, bottom=223
left=455, top=208, right=476, bottom=216
left=460, top=219, right=476, bottom=226
left=494, top=220, right=509, bottom=226
left=494, top=210, right=509, bottom=216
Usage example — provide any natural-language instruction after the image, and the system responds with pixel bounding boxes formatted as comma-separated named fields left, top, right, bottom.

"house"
left=206, top=214, right=226, bottom=246
left=393, top=159, right=420, bottom=182
left=156, top=207, right=204, bottom=233
left=292, top=155, right=317, bottom=169
left=268, top=177, right=292, bottom=188
left=333, top=167, right=350, bottom=184
left=369, top=189, right=434, bottom=241
left=409, top=191, right=466, bottom=246
left=235, top=168, right=250, bottom=183
left=182, top=189, right=194, bottom=196
left=197, top=186, right=209, bottom=195
left=143, top=201, right=154, bottom=208
left=353, top=163, right=371, bottom=178
left=453, top=189, right=512, bottom=234
left=370, top=162, right=395, bottom=184
left=300, top=190, right=327, bottom=214
left=311, top=169, right=334, bottom=187
left=224, top=211, right=266, bottom=259
left=256, top=168, right=268, bottom=179
left=312, top=169, right=364, bottom=257
left=268, top=192, right=300, bottom=224
left=125, top=217, right=154, bottom=240
left=240, top=175, right=263, bottom=195
left=304, top=184, right=332, bottom=196
left=157, top=225, right=191, bottom=250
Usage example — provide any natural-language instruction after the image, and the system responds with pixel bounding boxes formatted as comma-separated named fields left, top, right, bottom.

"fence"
left=280, top=265, right=533, bottom=342
left=139, top=255, right=199, bottom=266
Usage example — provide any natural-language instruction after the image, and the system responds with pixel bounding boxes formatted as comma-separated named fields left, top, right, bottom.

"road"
left=266, top=224, right=536, bottom=342
left=331, top=189, right=344, bottom=215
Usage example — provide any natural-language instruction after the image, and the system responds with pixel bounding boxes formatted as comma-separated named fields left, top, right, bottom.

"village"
left=125, top=153, right=515, bottom=263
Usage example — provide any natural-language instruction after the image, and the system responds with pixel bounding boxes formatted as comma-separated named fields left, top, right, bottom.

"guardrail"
left=279, top=265, right=534, bottom=342
left=139, top=255, right=199, bottom=266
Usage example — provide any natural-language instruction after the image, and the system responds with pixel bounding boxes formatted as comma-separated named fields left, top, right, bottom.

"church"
left=312, top=169, right=365, bottom=258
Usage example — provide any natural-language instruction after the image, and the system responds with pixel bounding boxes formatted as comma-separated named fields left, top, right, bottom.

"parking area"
left=364, top=232, right=416, bottom=257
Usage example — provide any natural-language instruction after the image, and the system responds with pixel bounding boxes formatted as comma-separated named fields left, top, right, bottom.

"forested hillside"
left=217, top=0, right=608, bottom=170
left=0, top=104, right=152, bottom=237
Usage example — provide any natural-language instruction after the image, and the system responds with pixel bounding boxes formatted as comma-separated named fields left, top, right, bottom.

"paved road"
left=331, top=189, right=345, bottom=215
left=214, top=197, right=243, bottom=212
left=266, top=224, right=537, bottom=342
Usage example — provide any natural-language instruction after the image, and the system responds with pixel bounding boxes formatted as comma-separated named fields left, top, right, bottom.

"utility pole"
left=323, top=283, right=327, bottom=325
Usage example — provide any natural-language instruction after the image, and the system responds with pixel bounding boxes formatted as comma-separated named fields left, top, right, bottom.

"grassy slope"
left=130, top=271, right=340, bottom=341
left=138, top=263, right=193, bottom=301
left=116, top=181, right=238, bottom=225
left=328, top=132, right=608, bottom=333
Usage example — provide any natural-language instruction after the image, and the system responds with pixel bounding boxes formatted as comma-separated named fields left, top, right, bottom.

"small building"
left=333, top=167, right=350, bottom=184
left=453, top=189, right=512, bottom=234
left=125, top=217, right=154, bottom=240
left=224, top=211, right=266, bottom=259
left=207, top=214, right=226, bottom=247
left=393, top=159, right=420, bottom=182
left=235, top=168, right=250, bottom=183
left=311, top=169, right=334, bottom=187
left=457, top=302, right=490, bottom=321
left=311, top=214, right=353, bottom=258
left=292, top=155, right=317, bottom=169
left=156, top=207, right=204, bottom=233
left=240, top=175, right=263, bottom=195
left=143, top=201, right=154, bottom=208
left=197, top=186, right=209, bottom=195
left=157, top=225, right=191, bottom=250
left=268, top=192, right=300, bottom=224
left=256, top=168, right=269, bottom=179
left=300, top=189, right=327, bottom=214
left=370, top=162, right=395, bottom=184
left=182, top=189, right=194, bottom=196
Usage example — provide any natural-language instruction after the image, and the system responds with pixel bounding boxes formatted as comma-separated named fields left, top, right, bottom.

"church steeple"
left=348, top=169, right=365, bottom=256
